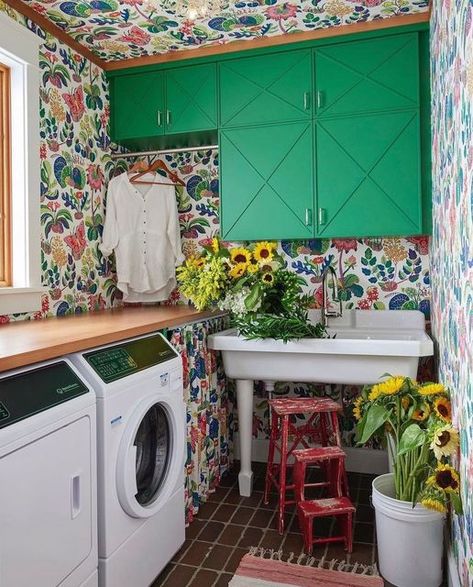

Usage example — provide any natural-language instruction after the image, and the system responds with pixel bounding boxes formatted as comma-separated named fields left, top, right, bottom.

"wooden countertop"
left=0, top=306, right=224, bottom=372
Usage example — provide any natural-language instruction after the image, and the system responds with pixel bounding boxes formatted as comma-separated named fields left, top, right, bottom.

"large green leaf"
left=398, top=423, right=426, bottom=456
left=244, top=283, right=262, bottom=311
left=359, top=404, right=391, bottom=445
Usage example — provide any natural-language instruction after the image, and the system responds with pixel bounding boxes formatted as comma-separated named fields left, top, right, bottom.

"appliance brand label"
left=56, top=382, right=81, bottom=395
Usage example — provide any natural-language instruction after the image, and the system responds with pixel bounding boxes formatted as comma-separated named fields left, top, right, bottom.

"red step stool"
left=264, top=397, right=344, bottom=534
left=294, top=446, right=355, bottom=554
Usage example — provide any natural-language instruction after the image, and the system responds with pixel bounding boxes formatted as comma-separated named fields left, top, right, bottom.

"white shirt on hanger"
left=100, top=171, right=185, bottom=302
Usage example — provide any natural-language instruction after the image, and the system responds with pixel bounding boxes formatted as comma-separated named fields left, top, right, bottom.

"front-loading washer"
left=69, top=333, right=185, bottom=587
left=0, top=358, right=98, bottom=587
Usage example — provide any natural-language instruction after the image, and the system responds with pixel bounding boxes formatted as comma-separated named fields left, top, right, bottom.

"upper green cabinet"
left=219, top=50, right=312, bottom=128
left=110, top=64, right=217, bottom=144
left=165, top=64, right=217, bottom=134
left=112, top=71, right=165, bottom=140
left=220, top=121, right=314, bottom=240
left=314, top=34, right=419, bottom=117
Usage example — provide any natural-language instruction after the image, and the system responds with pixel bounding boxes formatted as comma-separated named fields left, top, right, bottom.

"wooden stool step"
left=297, top=496, right=356, bottom=554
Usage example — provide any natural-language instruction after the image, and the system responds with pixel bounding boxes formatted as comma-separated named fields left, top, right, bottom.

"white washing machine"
left=0, top=358, right=98, bottom=587
left=69, top=333, right=185, bottom=587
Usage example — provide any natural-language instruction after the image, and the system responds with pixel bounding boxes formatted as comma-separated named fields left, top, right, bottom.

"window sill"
left=0, top=287, right=45, bottom=315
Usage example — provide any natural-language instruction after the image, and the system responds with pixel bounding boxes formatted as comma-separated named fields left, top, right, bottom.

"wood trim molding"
left=0, top=62, right=12, bottom=287
left=104, top=10, right=430, bottom=72
left=2, top=0, right=106, bottom=68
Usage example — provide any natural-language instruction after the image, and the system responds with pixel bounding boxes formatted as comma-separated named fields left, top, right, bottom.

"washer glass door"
left=134, top=403, right=171, bottom=507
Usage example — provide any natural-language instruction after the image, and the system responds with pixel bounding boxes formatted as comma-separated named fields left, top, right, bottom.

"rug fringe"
left=247, top=547, right=379, bottom=577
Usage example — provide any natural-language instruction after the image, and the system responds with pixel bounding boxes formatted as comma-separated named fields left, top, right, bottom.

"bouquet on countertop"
left=354, top=375, right=462, bottom=515
left=176, top=238, right=327, bottom=342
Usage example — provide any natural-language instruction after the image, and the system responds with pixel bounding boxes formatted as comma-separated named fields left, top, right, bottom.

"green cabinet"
left=313, top=33, right=422, bottom=237
left=315, top=111, right=422, bottom=237
left=219, top=50, right=312, bottom=128
left=165, top=64, right=217, bottom=134
left=110, top=64, right=217, bottom=144
left=220, top=122, right=314, bottom=240
left=112, top=72, right=165, bottom=140
left=314, top=34, right=419, bottom=117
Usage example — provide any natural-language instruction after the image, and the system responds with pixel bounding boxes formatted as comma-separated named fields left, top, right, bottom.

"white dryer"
left=0, top=359, right=98, bottom=587
left=70, top=333, right=185, bottom=587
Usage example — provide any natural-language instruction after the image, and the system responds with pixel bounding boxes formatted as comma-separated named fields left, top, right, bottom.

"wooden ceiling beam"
left=2, top=0, right=106, bottom=68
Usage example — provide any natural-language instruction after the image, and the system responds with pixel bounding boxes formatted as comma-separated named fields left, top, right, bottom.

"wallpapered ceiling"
left=430, top=1, right=473, bottom=584
left=21, top=0, right=429, bottom=61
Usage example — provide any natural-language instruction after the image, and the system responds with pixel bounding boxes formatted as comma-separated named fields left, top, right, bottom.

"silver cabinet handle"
left=316, top=91, right=324, bottom=109
left=318, top=207, right=326, bottom=225
left=166, top=110, right=171, bottom=125
left=305, top=208, right=312, bottom=226
left=303, top=91, right=310, bottom=111
left=157, top=110, right=162, bottom=127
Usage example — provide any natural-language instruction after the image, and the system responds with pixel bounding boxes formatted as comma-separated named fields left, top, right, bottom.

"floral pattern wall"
left=20, top=0, right=429, bottom=61
left=430, top=1, right=473, bottom=584
left=0, top=1, right=118, bottom=322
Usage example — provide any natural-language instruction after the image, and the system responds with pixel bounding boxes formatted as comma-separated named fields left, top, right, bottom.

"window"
left=0, top=12, right=42, bottom=314
left=0, top=61, right=11, bottom=287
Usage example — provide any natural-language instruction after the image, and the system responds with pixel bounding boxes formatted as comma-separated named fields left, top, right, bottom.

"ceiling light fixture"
left=162, top=0, right=228, bottom=20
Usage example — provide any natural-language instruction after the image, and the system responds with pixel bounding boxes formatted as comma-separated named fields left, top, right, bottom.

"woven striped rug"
left=230, top=548, right=384, bottom=587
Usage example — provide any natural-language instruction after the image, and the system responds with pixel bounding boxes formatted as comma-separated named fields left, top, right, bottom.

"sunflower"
left=247, top=261, right=259, bottom=274
left=368, top=376, right=405, bottom=401
left=353, top=396, right=364, bottom=421
left=254, top=241, right=276, bottom=262
left=427, top=463, right=460, bottom=493
left=230, top=247, right=252, bottom=265
left=261, top=272, right=275, bottom=286
left=430, top=425, right=459, bottom=460
left=418, top=383, right=446, bottom=396
left=433, top=397, right=452, bottom=422
left=420, top=495, right=447, bottom=513
left=229, top=262, right=247, bottom=279
left=412, top=402, right=430, bottom=421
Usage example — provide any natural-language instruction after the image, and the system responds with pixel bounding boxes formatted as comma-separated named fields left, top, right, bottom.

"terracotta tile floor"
left=152, top=462, right=378, bottom=587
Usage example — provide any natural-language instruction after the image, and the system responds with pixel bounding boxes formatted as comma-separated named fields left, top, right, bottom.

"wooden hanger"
left=128, top=159, right=185, bottom=187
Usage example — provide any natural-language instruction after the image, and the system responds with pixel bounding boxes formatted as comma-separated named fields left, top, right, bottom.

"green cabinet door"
left=315, top=110, right=422, bottom=237
left=220, top=50, right=312, bottom=128
left=315, top=33, right=419, bottom=117
left=220, top=122, right=314, bottom=240
left=165, top=63, right=217, bottom=134
left=111, top=72, right=165, bottom=141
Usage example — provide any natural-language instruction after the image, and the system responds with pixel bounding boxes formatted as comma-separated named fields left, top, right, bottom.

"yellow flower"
left=430, top=425, right=459, bottom=460
left=229, top=262, right=247, bottom=279
left=421, top=496, right=447, bottom=513
left=368, top=376, right=405, bottom=401
left=261, top=272, right=275, bottom=286
left=353, top=396, right=364, bottom=421
left=230, top=247, right=252, bottom=265
left=433, top=397, right=452, bottom=423
left=211, top=237, right=220, bottom=253
left=427, top=463, right=460, bottom=494
left=247, top=261, right=259, bottom=274
left=418, top=383, right=446, bottom=396
left=412, top=403, right=430, bottom=421
left=254, top=241, right=276, bottom=262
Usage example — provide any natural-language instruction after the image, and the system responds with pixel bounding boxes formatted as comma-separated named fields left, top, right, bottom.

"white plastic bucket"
left=372, top=473, right=445, bottom=587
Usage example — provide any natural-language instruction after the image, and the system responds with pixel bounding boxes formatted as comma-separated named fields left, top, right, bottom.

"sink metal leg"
left=236, top=379, right=254, bottom=497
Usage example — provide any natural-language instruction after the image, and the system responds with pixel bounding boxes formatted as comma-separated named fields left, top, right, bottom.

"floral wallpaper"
left=168, top=316, right=233, bottom=523
left=0, top=1, right=119, bottom=322
left=21, top=0, right=429, bottom=61
left=430, top=1, right=473, bottom=584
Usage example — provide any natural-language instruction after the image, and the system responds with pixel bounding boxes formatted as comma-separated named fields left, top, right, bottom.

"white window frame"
left=0, top=12, right=43, bottom=314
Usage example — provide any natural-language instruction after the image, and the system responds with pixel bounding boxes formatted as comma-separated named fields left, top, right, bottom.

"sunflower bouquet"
left=176, top=238, right=326, bottom=342
left=354, top=376, right=462, bottom=514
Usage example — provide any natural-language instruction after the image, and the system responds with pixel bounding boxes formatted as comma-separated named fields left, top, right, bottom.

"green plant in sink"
left=176, top=238, right=327, bottom=342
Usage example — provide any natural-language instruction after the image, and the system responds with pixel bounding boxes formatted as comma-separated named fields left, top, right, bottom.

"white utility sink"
left=208, top=310, right=433, bottom=497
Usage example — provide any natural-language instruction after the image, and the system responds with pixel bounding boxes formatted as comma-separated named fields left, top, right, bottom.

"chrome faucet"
left=321, top=266, right=342, bottom=328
